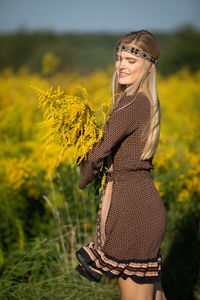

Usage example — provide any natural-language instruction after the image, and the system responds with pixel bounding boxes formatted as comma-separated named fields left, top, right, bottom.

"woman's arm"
left=78, top=94, right=150, bottom=190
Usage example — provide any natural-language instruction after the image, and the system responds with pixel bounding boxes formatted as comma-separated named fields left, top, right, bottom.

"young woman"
left=75, top=30, right=168, bottom=300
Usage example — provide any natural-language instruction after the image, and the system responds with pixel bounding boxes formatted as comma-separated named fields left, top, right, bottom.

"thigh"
left=118, top=277, right=154, bottom=300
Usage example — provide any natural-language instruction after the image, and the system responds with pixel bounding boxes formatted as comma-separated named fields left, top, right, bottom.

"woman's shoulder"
left=115, top=92, right=151, bottom=111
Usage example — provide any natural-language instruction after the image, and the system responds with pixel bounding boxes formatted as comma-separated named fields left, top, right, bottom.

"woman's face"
left=115, top=43, right=145, bottom=86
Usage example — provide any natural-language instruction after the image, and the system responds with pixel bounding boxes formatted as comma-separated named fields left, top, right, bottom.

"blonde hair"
left=111, top=30, right=161, bottom=160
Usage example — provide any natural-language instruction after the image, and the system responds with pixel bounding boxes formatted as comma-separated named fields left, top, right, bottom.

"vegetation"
left=0, top=26, right=200, bottom=299
left=0, top=25, right=200, bottom=76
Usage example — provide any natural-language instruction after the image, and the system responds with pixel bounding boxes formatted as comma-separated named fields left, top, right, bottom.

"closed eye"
left=116, top=56, right=136, bottom=64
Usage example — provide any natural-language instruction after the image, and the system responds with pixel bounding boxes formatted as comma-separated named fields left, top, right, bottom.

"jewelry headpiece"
left=118, top=44, right=158, bottom=64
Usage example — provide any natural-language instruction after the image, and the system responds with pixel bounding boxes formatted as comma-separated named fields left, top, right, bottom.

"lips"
left=119, top=72, right=130, bottom=77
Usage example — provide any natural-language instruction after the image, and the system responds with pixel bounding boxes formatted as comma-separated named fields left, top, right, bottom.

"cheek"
left=128, top=65, right=137, bottom=76
left=115, top=61, right=119, bottom=71
left=129, top=64, right=142, bottom=76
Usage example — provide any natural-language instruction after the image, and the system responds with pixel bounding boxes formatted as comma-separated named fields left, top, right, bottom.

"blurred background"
left=0, top=0, right=200, bottom=75
left=0, top=0, right=200, bottom=299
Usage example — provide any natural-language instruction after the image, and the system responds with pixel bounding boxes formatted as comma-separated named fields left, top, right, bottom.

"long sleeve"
left=78, top=94, right=151, bottom=190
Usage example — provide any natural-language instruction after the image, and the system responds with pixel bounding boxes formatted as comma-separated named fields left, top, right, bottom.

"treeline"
left=0, top=24, right=200, bottom=76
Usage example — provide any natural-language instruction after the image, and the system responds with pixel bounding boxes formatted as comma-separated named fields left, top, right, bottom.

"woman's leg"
left=118, top=277, right=155, bottom=300
left=153, top=280, right=167, bottom=300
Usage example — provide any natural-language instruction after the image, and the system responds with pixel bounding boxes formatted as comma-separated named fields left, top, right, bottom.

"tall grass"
left=0, top=167, right=120, bottom=299
left=0, top=67, right=200, bottom=299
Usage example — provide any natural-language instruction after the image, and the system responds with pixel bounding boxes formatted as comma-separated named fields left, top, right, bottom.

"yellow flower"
left=177, top=189, right=190, bottom=202
left=154, top=181, right=164, bottom=196
left=31, top=84, right=109, bottom=167
left=41, top=52, right=61, bottom=75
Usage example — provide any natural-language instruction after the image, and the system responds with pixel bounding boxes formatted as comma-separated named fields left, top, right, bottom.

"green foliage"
left=0, top=25, right=200, bottom=76
left=161, top=210, right=200, bottom=300
left=0, top=237, right=120, bottom=300
left=156, top=25, right=200, bottom=75
left=0, top=66, right=200, bottom=298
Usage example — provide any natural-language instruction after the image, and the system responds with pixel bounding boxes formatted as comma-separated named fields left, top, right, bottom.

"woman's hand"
left=78, top=155, right=99, bottom=190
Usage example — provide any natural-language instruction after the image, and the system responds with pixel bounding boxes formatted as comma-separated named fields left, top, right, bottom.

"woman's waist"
left=112, top=159, right=154, bottom=171
left=106, top=168, right=152, bottom=183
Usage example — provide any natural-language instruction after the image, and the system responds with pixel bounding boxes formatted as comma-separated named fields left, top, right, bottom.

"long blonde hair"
left=111, top=30, right=161, bottom=160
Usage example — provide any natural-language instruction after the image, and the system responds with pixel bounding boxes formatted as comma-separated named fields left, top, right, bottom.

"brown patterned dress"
left=75, top=92, right=167, bottom=284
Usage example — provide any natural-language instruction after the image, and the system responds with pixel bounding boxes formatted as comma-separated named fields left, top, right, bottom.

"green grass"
left=0, top=236, right=120, bottom=300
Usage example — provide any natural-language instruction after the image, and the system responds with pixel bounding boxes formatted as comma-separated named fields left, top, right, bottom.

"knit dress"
left=75, top=92, right=167, bottom=284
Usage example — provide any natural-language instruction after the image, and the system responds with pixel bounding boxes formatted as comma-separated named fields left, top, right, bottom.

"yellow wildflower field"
left=0, top=66, right=199, bottom=215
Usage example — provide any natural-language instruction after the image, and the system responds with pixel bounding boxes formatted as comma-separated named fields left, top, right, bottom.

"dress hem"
left=75, top=243, right=162, bottom=284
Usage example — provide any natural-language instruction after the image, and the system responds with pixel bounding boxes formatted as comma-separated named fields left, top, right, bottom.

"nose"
left=119, top=58, right=127, bottom=69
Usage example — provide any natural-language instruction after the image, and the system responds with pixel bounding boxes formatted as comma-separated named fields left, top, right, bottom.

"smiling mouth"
left=119, top=72, right=130, bottom=77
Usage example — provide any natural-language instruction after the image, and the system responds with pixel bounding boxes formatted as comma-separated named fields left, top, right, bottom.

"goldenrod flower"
left=31, top=84, right=105, bottom=165
left=31, top=83, right=111, bottom=193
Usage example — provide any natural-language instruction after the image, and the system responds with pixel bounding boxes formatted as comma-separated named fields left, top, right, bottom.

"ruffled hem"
left=75, top=242, right=162, bottom=284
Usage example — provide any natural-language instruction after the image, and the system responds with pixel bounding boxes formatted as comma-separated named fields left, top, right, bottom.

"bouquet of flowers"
left=30, top=83, right=112, bottom=194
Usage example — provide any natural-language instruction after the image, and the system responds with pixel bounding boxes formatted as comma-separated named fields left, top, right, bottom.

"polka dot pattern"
left=76, top=93, right=167, bottom=284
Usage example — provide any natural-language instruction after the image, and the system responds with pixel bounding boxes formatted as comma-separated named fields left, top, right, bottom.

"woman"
left=75, top=30, right=168, bottom=300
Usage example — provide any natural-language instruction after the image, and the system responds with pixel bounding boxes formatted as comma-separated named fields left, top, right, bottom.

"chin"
left=118, top=80, right=132, bottom=85
left=118, top=78, right=128, bottom=83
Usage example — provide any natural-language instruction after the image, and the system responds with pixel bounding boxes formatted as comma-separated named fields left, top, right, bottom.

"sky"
left=0, top=0, right=200, bottom=34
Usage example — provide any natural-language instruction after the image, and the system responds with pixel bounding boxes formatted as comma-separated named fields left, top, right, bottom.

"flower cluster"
left=31, top=84, right=105, bottom=165
left=31, top=83, right=112, bottom=192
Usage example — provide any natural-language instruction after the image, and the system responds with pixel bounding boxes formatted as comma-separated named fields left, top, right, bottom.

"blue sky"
left=0, top=0, right=199, bottom=33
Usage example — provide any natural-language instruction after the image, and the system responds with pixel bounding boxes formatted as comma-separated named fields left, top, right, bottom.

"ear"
left=149, top=64, right=155, bottom=73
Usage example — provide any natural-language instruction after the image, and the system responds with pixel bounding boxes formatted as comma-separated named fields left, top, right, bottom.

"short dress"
left=75, top=92, right=167, bottom=284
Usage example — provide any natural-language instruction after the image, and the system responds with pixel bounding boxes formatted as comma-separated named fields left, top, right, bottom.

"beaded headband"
left=118, top=44, right=158, bottom=64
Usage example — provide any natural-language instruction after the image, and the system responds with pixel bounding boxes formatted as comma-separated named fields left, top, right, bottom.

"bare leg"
left=118, top=277, right=154, bottom=300
left=153, top=280, right=167, bottom=300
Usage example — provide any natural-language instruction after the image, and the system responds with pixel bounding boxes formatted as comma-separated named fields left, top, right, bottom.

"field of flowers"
left=0, top=65, right=199, bottom=299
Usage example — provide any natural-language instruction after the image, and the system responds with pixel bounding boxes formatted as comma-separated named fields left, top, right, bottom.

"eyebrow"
left=116, top=54, right=138, bottom=60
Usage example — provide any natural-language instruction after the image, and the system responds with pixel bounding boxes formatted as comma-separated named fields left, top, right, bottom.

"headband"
left=118, top=44, right=158, bottom=65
